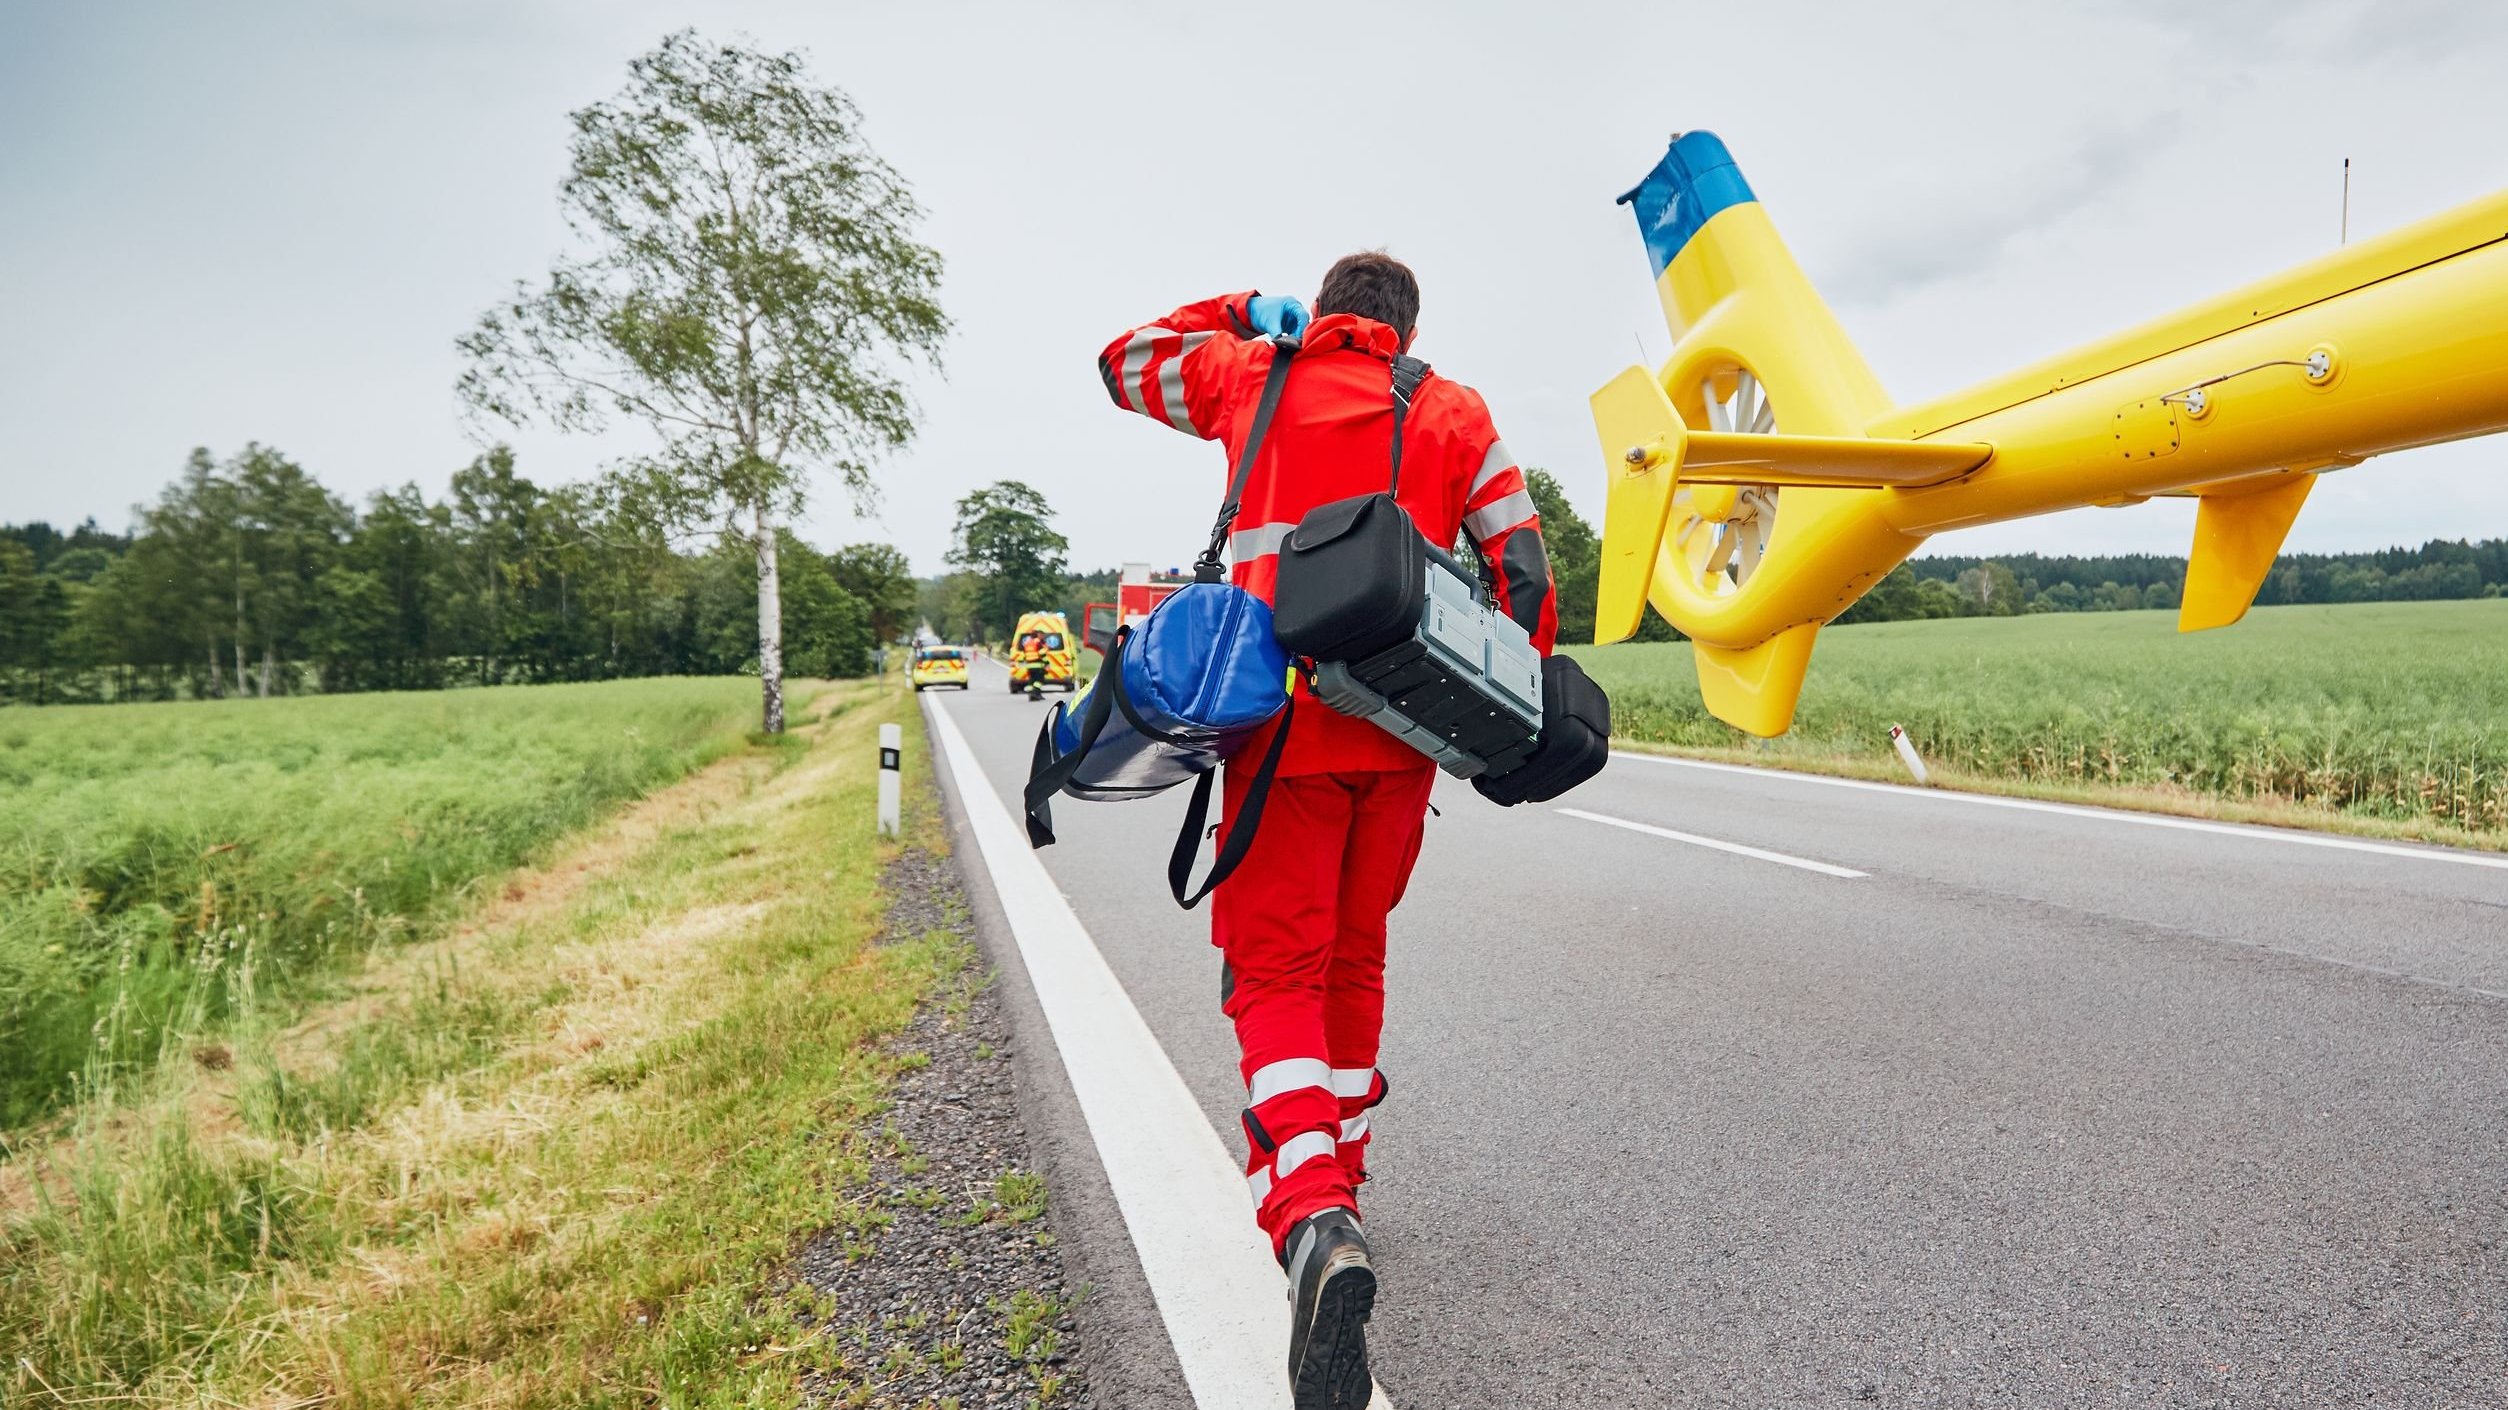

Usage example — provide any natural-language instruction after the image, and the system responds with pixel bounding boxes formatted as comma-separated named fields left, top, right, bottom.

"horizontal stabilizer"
left=2180, top=473, right=2315, bottom=632
left=1680, top=431, right=1991, bottom=488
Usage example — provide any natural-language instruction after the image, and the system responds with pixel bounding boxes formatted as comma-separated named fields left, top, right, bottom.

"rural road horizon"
left=928, top=656, right=2508, bottom=1408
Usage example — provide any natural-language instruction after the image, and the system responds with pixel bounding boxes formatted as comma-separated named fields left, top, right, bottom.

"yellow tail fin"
left=1692, top=624, right=1821, bottom=740
left=2179, top=473, right=2315, bottom=631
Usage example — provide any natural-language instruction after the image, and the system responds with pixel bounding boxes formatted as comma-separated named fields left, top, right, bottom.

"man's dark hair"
left=1315, top=251, right=1419, bottom=342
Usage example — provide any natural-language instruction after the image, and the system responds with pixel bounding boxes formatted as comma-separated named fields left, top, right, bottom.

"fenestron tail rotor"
left=1679, top=368, right=1779, bottom=592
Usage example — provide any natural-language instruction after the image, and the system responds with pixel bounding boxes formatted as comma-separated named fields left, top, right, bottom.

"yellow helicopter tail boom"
left=1592, top=131, right=2508, bottom=738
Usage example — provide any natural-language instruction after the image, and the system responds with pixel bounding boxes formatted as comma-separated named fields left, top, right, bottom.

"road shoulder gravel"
left=793, top=848, right=1089, bottom=1407
left=919, top=693, right=1200, bottom=1409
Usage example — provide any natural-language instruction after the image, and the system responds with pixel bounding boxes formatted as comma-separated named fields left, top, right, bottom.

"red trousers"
left=1213, top=762, right=1436, bottom=1255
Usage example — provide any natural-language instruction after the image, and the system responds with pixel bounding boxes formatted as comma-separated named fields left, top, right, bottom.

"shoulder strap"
left=1166, top=695, right=1295, bottom=909
left=1387, top=354, right=1430, bottom=498
left=1022, top=626, right=1129, bottom=847
left=1193, top=336, right=1300, bottom=584
left=1386, top=354, right=1494, bottom=596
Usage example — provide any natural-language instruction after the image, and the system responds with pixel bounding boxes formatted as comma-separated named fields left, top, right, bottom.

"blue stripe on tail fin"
left=1616, top=131, right=1756, bottom=278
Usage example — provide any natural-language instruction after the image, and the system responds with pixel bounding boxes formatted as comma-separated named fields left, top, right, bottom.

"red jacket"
left=1099, top=291, right=1557, bottom=776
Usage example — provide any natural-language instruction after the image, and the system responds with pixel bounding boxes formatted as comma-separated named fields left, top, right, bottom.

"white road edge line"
left=1614, top=751, right=2508, bottom=872
left=925, top=689, right=1394, bottom=1410
left=1556, top=806, right=1869, bottom=878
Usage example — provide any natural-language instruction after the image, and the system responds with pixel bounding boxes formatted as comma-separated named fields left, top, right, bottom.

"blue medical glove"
left=1246, top=294, right=1309, bottom=338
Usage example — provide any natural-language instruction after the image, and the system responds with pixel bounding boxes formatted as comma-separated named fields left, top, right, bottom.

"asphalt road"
left=932, top=658, right=2508, bottom=1408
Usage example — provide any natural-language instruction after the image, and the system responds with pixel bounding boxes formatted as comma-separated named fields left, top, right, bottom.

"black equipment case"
left=1269, top=354, right=1611, bottom=800
left=1273, top=493, right=1544, bottom=778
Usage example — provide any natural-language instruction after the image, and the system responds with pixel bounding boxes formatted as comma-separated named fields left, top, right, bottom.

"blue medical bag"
left=1033, top=586, right=1289, bottom=803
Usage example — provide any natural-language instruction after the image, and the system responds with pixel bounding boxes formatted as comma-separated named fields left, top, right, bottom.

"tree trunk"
left=493, top=545, right=508, bottom=684
left=754, top=501, right=784, bottom=734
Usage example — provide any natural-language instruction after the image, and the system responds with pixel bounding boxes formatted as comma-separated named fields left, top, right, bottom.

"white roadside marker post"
left=1889, top=722, right=1931, bottom=786
left=878, top=723, right=902, bottom=837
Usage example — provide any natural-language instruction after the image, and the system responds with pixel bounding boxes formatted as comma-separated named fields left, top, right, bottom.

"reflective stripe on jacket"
left=1099, top=292, right=1558, bottom=776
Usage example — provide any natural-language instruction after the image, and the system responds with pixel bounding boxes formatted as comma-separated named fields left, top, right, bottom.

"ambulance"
left=1007, top=611, right=1077, bottom=694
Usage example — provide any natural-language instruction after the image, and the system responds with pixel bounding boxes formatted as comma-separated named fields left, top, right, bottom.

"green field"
left=1568, top=599, right=2508, bottom=843
left=0, top=679, right=775, bottom=1127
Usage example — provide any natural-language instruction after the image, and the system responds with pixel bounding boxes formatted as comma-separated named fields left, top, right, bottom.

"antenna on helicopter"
left=2342, top=157, right=2351, bottom=246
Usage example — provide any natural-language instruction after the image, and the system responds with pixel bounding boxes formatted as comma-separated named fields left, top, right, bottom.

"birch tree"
left=458, top=29, right=946, bottom=731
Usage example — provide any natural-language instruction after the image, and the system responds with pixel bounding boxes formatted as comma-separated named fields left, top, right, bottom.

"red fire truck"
left=1081, top=562, right=1191, bottom=656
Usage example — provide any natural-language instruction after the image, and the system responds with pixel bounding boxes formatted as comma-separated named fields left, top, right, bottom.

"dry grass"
left=1, top=677, right=962, bottom=1407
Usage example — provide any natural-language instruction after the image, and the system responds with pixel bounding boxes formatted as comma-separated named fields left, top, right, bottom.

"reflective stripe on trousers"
left=1248, top=1056, right=1332, bottom=1106
left=1246, top=1129, right=1337, bottom=1205
left=1246, top=1066, right=1384, bottom=1200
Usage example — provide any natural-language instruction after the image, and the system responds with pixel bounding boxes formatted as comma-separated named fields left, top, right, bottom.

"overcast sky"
left=6, top=0, right=2505, bottom=576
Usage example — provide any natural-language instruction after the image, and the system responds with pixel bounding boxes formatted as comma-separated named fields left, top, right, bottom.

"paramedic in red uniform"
left=1097, top=253, right=1557, bottom=1407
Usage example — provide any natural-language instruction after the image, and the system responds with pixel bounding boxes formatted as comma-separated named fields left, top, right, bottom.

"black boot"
left=1283, top=1207, right=1376, bottom=1408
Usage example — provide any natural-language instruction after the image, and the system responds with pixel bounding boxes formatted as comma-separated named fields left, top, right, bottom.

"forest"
left=1, top=444, right=920, bottom=704
left=1867, top=538, right=2508, bottom=620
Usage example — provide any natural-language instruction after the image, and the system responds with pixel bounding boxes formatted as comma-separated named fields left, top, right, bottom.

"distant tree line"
left=1843, top=538, right=2507, bottom=624
left=911, top=563, right=1138, bottom=648
left=1522, top=473, right=2504, bottom=634
left=0, top=444, right=921, bottom=705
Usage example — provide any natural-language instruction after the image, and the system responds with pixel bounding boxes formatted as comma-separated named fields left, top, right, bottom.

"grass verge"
left=1571, top=600, right=2508, bottom=852
left=1611, top=737, right=2508, bottom=851
left=0, top=677, right=789, bottom=1127
left=1, top=675, right=957, bottom=1407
